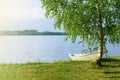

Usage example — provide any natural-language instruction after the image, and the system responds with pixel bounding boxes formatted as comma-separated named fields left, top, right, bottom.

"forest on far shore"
left=0, top=30, right=66, bottom=35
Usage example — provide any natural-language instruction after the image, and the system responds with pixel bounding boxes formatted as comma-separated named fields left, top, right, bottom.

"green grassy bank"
left=0, top=57, right=120, bottom=80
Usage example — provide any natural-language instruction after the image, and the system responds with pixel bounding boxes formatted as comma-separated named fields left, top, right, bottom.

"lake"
left=0, top=36, right=119, bottom=63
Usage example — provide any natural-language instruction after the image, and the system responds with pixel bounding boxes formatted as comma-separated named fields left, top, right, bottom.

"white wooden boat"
left=69, top=52, right=100, bottom=62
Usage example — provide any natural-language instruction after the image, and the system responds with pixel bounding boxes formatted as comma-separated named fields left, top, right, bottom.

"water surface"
left=0, top=36, right=119, bottom=63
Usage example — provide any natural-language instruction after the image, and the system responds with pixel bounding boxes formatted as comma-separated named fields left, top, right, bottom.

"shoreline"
left=0, top=56, right=119, bottom=64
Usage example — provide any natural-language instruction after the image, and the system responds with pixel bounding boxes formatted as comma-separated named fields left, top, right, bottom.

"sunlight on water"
left=0, top=36, right=18, bottom=57
left=0, top=36, right=44, bottom=63
left=0, top=36, right=119, bottom=63
left=0, top=36, right=82, bottom=63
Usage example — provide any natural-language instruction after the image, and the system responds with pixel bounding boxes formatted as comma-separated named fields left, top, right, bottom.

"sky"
left=0, top=0, right=60, bottom=32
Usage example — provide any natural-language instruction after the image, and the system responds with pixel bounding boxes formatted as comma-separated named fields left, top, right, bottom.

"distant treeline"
left=0, top=30, right=66, bottom=35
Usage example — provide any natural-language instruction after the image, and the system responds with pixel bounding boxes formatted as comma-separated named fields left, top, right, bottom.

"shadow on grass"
left=103, top=71, right=120, bottom=79
left=102, top=58, right=120, bottom=62
left=101, top=58, right=120, bottom=67
left=104, top=76, right=120, bottom=79
left=104, top=71, right=120, bottom=74
left=101, top=58, right=120, bottom=79
left=101, top=65, right=120, bottom=68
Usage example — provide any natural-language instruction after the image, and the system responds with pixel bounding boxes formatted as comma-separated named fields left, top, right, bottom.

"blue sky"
left=0, top=0, right=61, bottom=32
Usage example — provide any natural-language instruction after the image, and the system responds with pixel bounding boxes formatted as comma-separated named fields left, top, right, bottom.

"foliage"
left=41, top=0, right=120, bottom=54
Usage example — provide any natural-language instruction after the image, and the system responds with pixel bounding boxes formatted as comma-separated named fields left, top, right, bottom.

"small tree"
left=41, top=0, right=120, bottom=65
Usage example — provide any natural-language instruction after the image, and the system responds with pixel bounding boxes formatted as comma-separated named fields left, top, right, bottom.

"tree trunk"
left=96, top=0, right=103, bottom=66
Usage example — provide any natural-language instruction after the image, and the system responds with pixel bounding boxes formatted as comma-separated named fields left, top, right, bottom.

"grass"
left=0, top=57, right=120, bottom=80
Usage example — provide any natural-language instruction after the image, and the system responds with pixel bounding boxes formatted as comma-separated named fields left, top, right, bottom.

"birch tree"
left=41, top=0, right=120, bottom=65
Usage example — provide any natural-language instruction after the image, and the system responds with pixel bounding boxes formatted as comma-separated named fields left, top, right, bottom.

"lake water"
left=0, top=36, right=119, bottom=63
